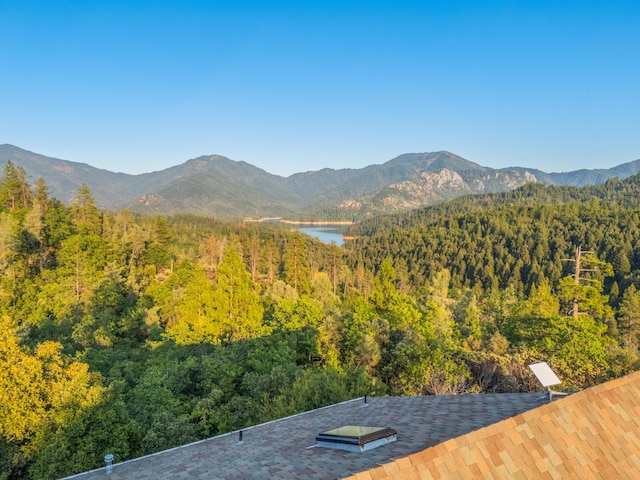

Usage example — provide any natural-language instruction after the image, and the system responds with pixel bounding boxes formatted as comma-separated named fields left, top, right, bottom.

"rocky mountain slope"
left=1, top=144, right=638, bottom=220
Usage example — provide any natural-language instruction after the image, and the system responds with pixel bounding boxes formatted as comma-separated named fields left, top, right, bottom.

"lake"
left=295, top=226, right=345, bottom=246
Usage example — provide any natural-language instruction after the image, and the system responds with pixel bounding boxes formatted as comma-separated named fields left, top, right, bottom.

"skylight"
left=316, top=425, right=397, bottom=452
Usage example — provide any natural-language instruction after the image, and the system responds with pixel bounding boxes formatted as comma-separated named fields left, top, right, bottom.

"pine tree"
left=0, top=160, right=31, bottom=211
left=283, top=232, right=311, bottom=295
left=618, top=285, right=640, bottom=349
left=71, top=184, right=102, bottom=235
left=213, top=247, right=266, bottom=343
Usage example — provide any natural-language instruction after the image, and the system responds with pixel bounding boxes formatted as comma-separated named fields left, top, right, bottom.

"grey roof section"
left=64, top=393, right=542, bottom=480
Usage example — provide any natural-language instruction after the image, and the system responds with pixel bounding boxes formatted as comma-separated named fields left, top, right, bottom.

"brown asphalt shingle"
left=64, top=392, right=541, bottom=479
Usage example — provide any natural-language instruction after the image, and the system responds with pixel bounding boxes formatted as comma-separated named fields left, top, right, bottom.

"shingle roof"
left=344, top=370, right=640, bottom=480
left=65, top=371, right=640, bottom=479
left=63, top=392, right=541, bottom=479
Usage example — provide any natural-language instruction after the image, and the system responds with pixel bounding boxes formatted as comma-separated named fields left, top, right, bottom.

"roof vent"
left=316, top=425, right=397, bottom=452
left=104, top=454, right=114, bottom=474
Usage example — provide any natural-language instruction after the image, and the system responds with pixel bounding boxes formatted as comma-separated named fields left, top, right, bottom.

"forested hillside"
left=347, top=177, right=640, bottom=296
left=2, top=162, right=640, bottom=479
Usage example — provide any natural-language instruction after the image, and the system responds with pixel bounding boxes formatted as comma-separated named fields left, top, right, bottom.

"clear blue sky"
left=1, top=0, right=638, bottom=176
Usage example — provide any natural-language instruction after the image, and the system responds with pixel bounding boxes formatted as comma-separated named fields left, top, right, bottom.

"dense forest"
left=2, top=161, right=640, bottom=479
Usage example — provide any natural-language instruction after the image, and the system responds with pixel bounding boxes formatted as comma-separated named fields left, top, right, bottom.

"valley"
left=2, top=155, right=640, bottom=478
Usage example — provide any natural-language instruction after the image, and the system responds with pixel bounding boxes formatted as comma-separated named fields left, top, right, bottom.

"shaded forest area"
left=2, top=161, right=640, bottom=479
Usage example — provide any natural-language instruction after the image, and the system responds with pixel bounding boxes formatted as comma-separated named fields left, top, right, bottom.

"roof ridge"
left=347, top=372, right=640, bottom=479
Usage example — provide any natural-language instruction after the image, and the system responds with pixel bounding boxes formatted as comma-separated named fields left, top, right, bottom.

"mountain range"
left=1, top=144, right=639, bottom=220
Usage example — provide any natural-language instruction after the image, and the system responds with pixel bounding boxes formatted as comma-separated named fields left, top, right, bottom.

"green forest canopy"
left=1, top=161, right=640, bottom=479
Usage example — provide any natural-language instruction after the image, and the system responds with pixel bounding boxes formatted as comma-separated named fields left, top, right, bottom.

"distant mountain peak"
left=0, top=144, right=637, bottom=220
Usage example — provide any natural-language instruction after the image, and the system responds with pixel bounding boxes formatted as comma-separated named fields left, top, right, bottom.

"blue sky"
left=1, top=0, right=638, bottom=176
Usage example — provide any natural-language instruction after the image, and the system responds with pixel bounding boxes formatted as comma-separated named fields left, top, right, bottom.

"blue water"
left=296, top=226, right=344, bottom=246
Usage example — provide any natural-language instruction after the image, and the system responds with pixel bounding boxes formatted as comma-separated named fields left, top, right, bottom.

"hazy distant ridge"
left=1, top=144, right=638, bottom=219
